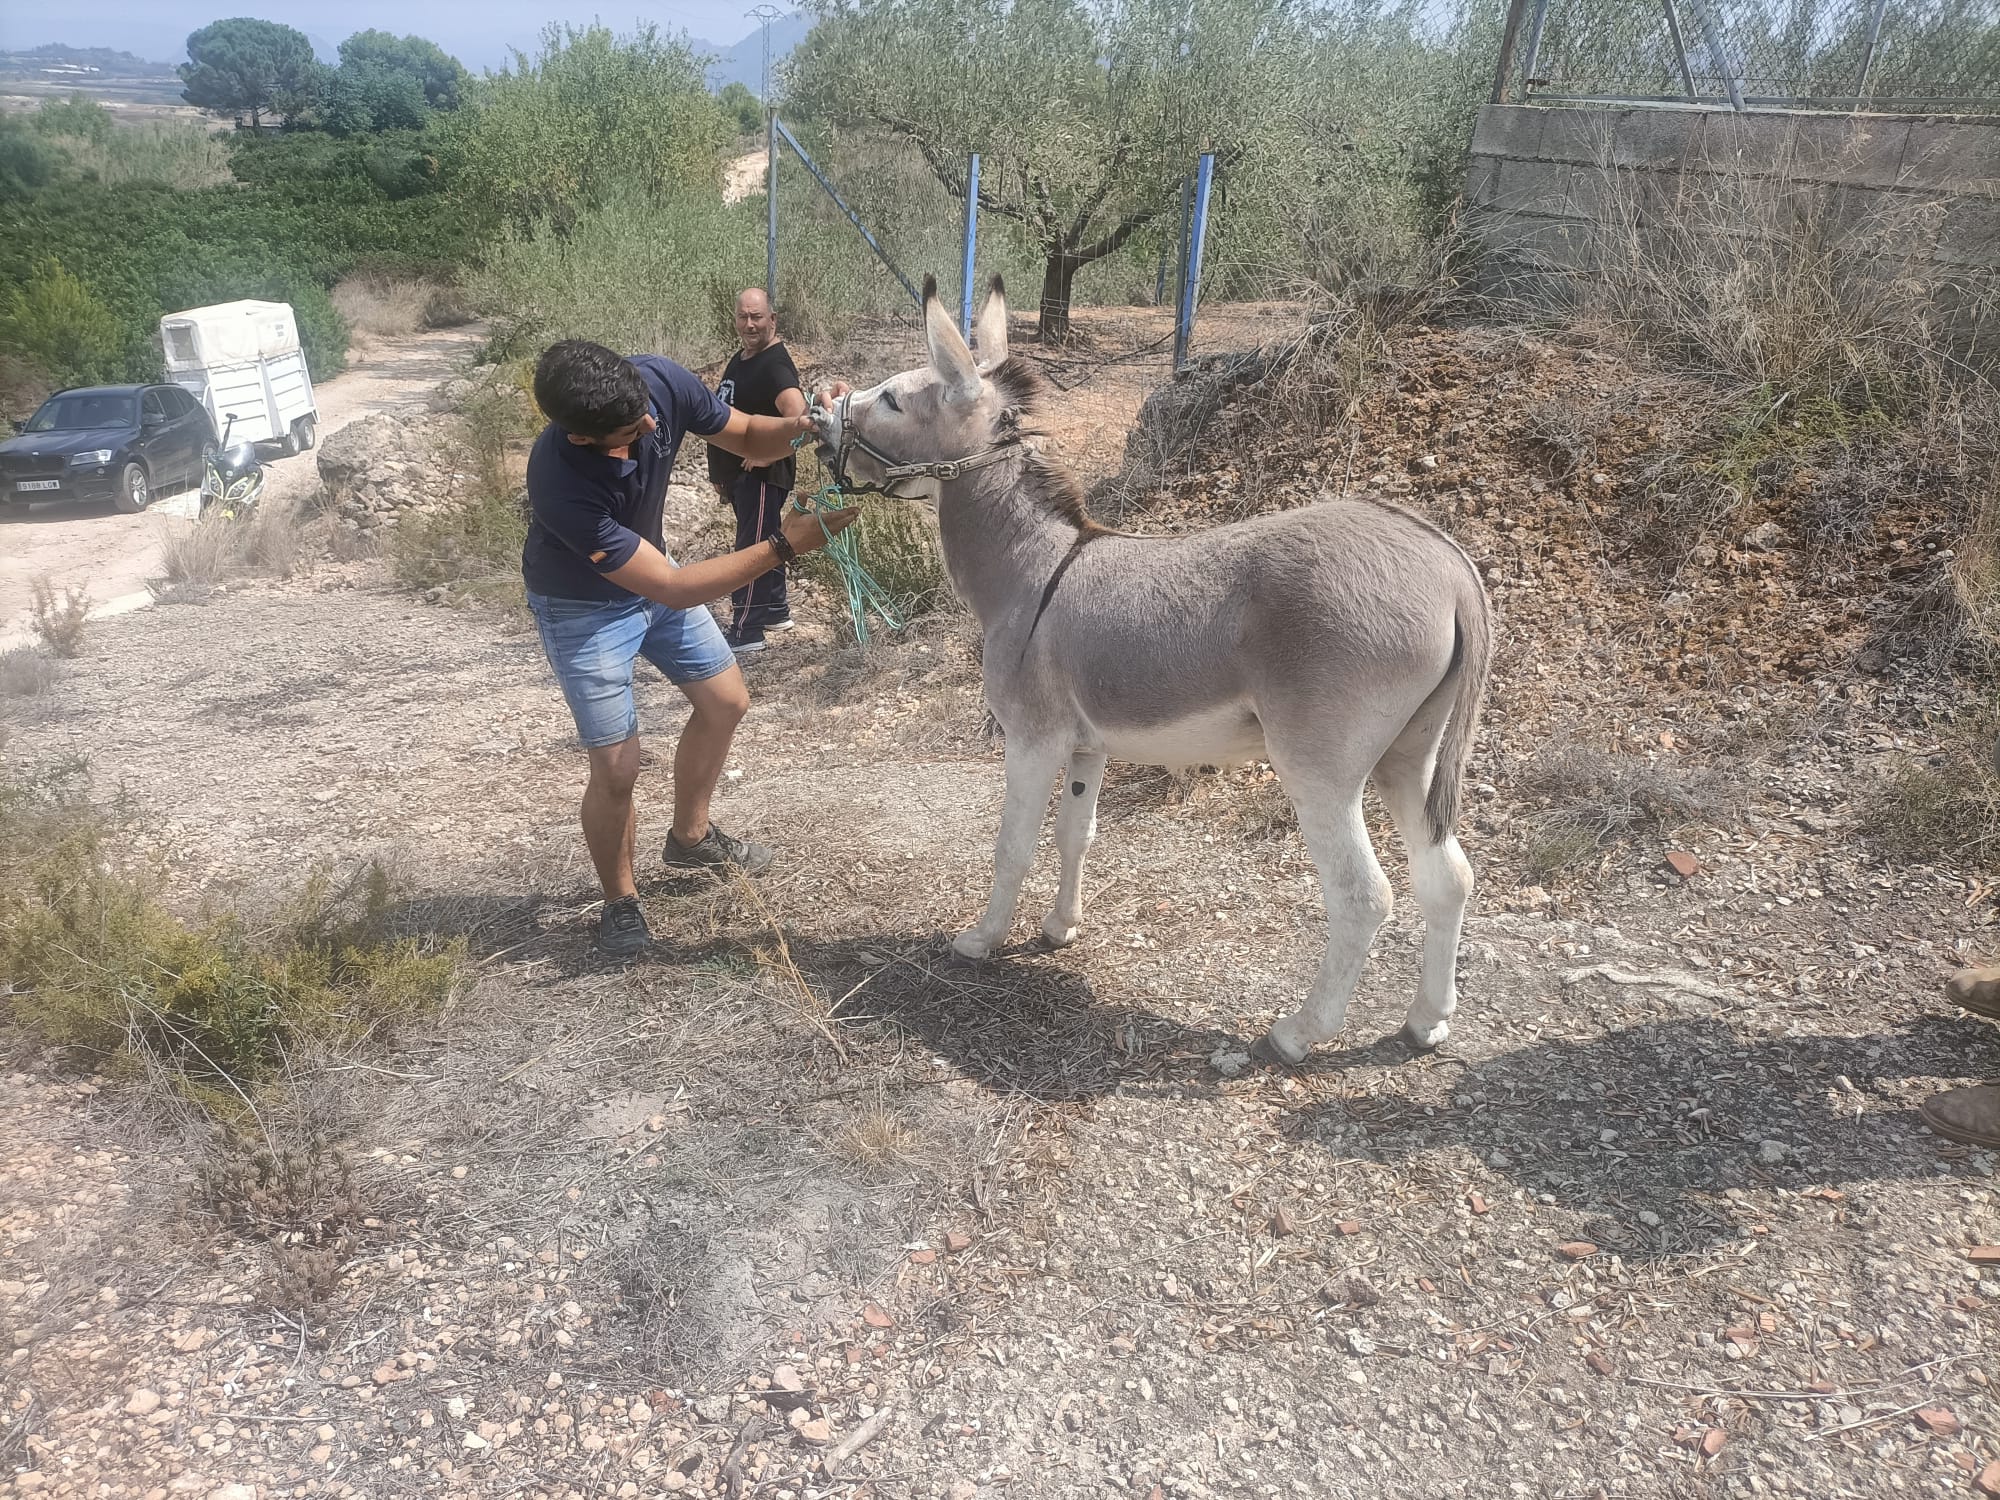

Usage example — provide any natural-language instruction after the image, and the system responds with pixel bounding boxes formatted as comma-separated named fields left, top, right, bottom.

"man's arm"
left=704, top=407, right=811, bottom=467
left=603, top=505, right=859, bottom=611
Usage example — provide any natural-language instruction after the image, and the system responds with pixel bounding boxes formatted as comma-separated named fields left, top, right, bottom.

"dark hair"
left=533, top=340, right=649, bottom=437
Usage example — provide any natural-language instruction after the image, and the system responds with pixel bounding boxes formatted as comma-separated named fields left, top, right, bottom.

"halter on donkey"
left=813, top=275, right=1493, bottom=1065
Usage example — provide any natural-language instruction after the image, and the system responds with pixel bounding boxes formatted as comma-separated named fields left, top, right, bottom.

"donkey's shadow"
left=791, top=932, right=1989, bottom=1258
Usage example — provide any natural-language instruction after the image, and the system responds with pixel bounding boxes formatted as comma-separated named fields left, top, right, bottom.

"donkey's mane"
left=985, top=356, right=1101, bottom=536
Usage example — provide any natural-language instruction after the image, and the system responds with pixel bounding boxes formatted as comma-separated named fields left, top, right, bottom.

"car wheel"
left=112, top=462, right=150, bottom=514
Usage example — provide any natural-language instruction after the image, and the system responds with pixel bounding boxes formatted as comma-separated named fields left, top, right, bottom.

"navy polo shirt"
left=521, top=354, right=733, bottom=602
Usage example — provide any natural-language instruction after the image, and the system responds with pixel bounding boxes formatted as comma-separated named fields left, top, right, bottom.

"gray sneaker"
left=663, top=825, right=775, bottom=877
left=596, top=895, right=653, bottom=956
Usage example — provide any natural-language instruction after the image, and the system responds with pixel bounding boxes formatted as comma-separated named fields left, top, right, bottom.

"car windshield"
left=25, top=393, right=137, bottom=432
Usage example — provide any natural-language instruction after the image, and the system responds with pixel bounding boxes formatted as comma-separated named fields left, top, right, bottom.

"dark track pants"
left=727, top=473, right=790, bottom=642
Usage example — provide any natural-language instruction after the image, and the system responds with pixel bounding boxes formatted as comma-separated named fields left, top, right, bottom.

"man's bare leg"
left=582, top=736, right=644, bottom=899
left=670, top=665, right=750, bottom=847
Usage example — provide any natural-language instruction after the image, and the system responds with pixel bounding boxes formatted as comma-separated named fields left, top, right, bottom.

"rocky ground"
left=3, top=306, right=1999, bottom=1500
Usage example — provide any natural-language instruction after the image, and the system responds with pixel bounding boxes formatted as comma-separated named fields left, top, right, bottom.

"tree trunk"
left=1038, top=253, right=1081, bottom=341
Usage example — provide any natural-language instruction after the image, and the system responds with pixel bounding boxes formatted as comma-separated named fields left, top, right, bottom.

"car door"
left=138, top=389, right=174, bottom=483
left=169, top=387, right=210, bottom=483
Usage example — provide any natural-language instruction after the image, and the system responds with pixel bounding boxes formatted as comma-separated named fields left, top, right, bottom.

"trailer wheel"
left=295, top=417, right=317, bottom=452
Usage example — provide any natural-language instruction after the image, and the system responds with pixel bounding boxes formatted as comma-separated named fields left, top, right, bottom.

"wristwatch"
left=768, top=529, right=797, bottom=565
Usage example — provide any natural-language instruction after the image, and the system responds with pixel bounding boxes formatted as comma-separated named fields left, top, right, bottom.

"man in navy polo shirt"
left=523, top=338, right=856, bottom=956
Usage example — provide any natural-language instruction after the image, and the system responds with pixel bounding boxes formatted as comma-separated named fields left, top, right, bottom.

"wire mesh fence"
left=1506, top=0, right=2000, bottom=113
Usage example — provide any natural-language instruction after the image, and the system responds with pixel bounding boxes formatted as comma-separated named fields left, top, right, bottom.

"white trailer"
left=160, top=299, right=320, bottom=455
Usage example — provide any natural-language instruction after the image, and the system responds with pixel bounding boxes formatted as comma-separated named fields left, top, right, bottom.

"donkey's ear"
left=972, top=273, right=1008, bottom=371
left=923, top=274, right=981, bottom=402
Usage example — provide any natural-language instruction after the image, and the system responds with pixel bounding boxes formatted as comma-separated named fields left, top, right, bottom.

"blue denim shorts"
left=528, top=591, right=736, bottom=748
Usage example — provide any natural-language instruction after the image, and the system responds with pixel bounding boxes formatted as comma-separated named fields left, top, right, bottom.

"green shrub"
left=390, top=488, right=531, bottom=605
left=470, top=184, right=759, bottom=366
left=0, top=765, right=463, bottom=1097
left=0, top=257, right=121, bottom=388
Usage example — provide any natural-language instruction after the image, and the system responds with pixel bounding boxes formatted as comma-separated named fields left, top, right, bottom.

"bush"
left=470, top=184, right=758, bottom=366
left=1516, top=739, right=1738, bottom=882
left=1863, top=714, right=2000, bottom=869
left=155, top=502, right=308, bottom=601
left=0, top=646, right=59, bottom=701
left=0, top=257, right=122, bottom=388
left=28, top=578, right=90, bottom=658
left=390, top=488, right=531, bottom=605
left=0, top=765, right=463, bottom=1096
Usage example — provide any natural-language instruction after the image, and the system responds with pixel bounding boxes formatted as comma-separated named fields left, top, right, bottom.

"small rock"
left=1741, top=520, right=1785, bottom=551
left=1913, top=1407, right=1960, bottom=1436
left=208, top=1488, right=257, bottom=1500
left=372, top=1361, right=409, bottom=1385
left=772, top=1364, right=804, bottom=1393
left=462, top=1432, right=489, bottom=1450
left=947, top=1482, right=978, bottom=1500
left=125, top=1389, right=163, bottom=1416
left=1663, top=849, right=1700, bottom=879
left=1268, top=1206, right=1298, bottom=1238
left=630, top=1401, right=652, bottom=1425
left=1968, top=1246, right=2000, bottom=1264
left=1209, top=1048, right=1251, bottom=1078
left=1756, top=1140, right=1791, bottom=1167
left=1976, top=1459, right=2000, bottom=1497
left=1700, top=1427, right=1726, bottom=1458
left=1557, top=1242, right=1598, bottom=1260
left=945, top=1230, right=974, bottom=1253
left=1585, top=1352, right=1613, bottom=1376
left=1467, top=1193, right=1489, bottom=1215
left=1345, top=1329, right=1375, bottom=1357
left=447, top=1397, right=469, bottom=1420
left=909, top=1248, right=937, bottom=1265
left=1336, top=1219, right=1361, bottom=1236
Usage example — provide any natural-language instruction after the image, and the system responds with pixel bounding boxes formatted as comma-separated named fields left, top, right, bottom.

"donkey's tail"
left=1423, top=584, right=1493, bottom=845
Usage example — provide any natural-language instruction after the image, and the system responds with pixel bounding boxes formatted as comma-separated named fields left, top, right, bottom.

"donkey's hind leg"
left=1374, top=738, right=1475, bottom=1050
left=1256, top=788, right=1392, bottom=1065
left=1042, top=749, right=1108, bottom=950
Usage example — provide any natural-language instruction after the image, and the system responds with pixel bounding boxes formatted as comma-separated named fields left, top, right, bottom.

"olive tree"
left=785, top=0, right=1306, bottom=339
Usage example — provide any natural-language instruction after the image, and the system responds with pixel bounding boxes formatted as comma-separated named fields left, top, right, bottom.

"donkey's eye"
left=879, top=391, right=901, bottom=413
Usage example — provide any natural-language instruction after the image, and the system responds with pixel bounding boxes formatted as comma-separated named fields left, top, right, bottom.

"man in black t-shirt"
left=708, top=288, right=805, bottom=654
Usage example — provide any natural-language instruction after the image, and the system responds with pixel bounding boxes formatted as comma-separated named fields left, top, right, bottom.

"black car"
left=0, top=383, right=215, bottom=514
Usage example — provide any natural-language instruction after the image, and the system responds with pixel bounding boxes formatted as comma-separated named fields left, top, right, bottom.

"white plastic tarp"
left=160, top=300, right=301, bottom=372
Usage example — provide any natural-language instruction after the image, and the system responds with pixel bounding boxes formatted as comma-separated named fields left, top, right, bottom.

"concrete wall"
left=1463, top=104, right=2000, bottom=309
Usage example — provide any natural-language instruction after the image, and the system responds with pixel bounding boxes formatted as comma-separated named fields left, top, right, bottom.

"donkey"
left=812, top=276, right=1492, bottom=1063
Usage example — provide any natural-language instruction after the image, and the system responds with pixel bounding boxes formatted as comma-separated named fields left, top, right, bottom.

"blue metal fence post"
left=960, top=154, right=980, bottom=340
left=765, top=109, right=778, bottom=302
left=1173, top=153, right=1214, bottom=373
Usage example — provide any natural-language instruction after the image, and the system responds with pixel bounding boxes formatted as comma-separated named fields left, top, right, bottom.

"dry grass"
left=28, top=579, right=88, bottom=658
left=0, top=646, right=58, bottom=700
left=1516, top=739, right=1740, bottom=882
left=1861, top=713, right=2000, bottom=868
left=331, top=275, right=475, bottom=345
left=154, top=502, right=309, bottom=602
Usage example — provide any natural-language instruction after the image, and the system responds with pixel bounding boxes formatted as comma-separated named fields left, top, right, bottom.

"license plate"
left=15, top=480, right=60, bottom=492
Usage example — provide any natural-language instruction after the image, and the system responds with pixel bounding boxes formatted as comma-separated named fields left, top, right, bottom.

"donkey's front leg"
left=954, top=741, right=1067, bottom=960
left=1041, top=750, right=1108, bottom=950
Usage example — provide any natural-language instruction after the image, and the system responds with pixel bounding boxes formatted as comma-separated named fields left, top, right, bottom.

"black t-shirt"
left=708, top=341, right=802, bottom=491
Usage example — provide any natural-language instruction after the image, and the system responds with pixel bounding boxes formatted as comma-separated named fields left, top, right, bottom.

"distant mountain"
left=695, top=12, right=812, bottom=97
left=1, top=44, right=174, bottom=74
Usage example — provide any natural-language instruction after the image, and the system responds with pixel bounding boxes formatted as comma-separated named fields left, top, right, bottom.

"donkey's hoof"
left=1039, top=917, right=1080, bottom=950
left=1250, top=1031, right=1307, bottom=1069
left=951, top=930, right=996, bottom=962
left=1399, top=1018, right=1450, bottom=1053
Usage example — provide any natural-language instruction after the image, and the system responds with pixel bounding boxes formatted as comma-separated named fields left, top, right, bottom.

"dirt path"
left=0, top=323, right=487, bottom=651
left=724, top=147, right=767, bottom=205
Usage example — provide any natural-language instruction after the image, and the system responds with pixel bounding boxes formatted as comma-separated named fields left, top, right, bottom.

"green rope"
left=787, top=434, right=904, bottom=646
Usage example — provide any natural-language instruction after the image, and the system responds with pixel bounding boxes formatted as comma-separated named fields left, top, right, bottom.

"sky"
left=0, top=1, right=774, bottom=74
